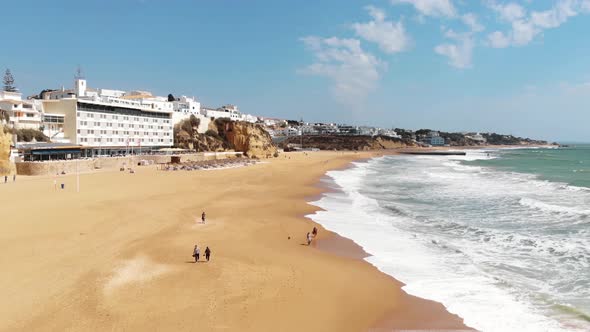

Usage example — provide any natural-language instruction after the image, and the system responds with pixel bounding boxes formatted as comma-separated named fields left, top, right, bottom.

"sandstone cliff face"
left=281, top=135, right=415, bottom=151
left=174, top=119, right=278, bottom=158
left=0, top=126, right=16, bottom=176
left=220, top=121, right=278, bottom=158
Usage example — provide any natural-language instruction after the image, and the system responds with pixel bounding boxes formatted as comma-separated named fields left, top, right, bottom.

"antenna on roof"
left=75, top=65, right=84, bottom=80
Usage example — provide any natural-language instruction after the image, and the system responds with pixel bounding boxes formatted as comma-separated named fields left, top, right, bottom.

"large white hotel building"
left=41, top=78, right=175, bottom=154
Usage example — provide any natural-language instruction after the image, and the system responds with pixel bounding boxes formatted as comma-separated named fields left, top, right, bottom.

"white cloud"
left=487, top=0, right=585, bottom=48
left=391, top=0, right=456, bottom=17
left=461, top=13, right=484, bottom=32
left=352, top=6, right=411, bottom=54
left=300, top=36, right=386, bottom=105
left=531, top=0, right=578, bottom=28
left=487, top=31, right=511, bottom=48
left=435, top=29, right=474, bottom=68
left=489, top=2, right=526, bottom=22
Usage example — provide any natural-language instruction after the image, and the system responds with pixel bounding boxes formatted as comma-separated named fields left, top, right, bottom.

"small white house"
left=0, top=91, right=43, bottom=129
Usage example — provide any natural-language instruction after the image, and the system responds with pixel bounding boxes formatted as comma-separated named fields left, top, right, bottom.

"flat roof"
left=17, top=142, right=83, bottom=150
left=78, top=99, right=173, bottom=114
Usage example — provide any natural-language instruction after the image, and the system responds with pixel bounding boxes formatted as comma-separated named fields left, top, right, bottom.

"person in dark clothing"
left=205, top=247, right=211, bottom=261
left=4, top=175, right=6, bottom=183
left=13, top=174, right=15, bottom=182
left=312, top=227, right=318, bottom=237
left=193, top=245, right=200, bottom=262
left=201, top=211, right=206, bottom=223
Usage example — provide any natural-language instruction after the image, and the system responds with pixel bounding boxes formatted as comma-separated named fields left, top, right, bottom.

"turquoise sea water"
left=465, top=144, right=590, bottom=189
left=309, top=145, right=590, bottom=331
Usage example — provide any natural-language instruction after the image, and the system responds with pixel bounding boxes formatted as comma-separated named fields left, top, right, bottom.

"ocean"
left=308, top=145, right=590, bottom=332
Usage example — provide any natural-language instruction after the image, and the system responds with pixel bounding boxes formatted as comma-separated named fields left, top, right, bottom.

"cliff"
left=218, top=120, right=278, bottom=158
left=280, top=135, right=415, bottom=151
left=174, top=119, right=278, bottom=158
left=0, top=126, right=16, bottom=176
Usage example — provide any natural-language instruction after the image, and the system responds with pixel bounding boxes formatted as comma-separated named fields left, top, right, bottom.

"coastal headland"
left=0, top=150, right=473, bottom=331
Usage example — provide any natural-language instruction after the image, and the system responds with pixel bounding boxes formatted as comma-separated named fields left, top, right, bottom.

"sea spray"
left=308, top=147, right=590, bottom=332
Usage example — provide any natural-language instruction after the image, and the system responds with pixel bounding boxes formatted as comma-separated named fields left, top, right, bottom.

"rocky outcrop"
left=0, top=126, right=16, bottom=176
left=280, top=135, right=415, bottom=151
left=217, top=120, right=278, bottom=158
left=174, top=119, right=278, bottom=158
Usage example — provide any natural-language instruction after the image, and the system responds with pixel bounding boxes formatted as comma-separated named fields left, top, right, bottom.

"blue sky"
left=2, top=0, right=590, bottom=142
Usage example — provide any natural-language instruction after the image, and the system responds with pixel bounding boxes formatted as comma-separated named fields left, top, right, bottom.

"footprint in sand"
left=104, top=256, right=171, bottom=294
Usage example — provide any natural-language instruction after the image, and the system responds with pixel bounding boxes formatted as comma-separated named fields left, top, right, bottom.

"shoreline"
left=307, top=153, right=474, bottom=331
left=0, top=149, right=500, bottom=331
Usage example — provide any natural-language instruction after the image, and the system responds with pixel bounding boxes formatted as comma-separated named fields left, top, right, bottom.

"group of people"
left=192, top=245, right=212, bottom=262
left=4, top=175, right=15, bottom=183
left=306, top=226, right=318, bottom=245
left=191, top=211, right=211, bottom=262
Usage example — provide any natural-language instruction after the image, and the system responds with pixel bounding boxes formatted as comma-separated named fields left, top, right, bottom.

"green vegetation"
left=3, top=127, right=49, bottom=142
left=3, top=69, right=17, bottom=92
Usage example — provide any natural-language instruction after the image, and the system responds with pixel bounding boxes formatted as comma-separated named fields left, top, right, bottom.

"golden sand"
left=0, top=151, right=470, bottom=331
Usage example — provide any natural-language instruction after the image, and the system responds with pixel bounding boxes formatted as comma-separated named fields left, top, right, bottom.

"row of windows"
left=43, top=115, right=64, bottom=123
left=79, top=137, right=171, bottom=143
left=77, top=129, right=170, bottom=137
left=77, top=102, right=171, bottom=120
left=78, top=121, right=171, bottom=129
left=78, top=111, right=170, bottom=124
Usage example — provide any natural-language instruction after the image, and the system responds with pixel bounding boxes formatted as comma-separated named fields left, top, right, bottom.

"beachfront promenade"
left=0, top=151, right=469, bottom=331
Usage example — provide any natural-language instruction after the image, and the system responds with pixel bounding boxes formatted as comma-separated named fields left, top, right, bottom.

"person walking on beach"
left=205, top=246, right=211, bottom=261
left=13, top=174, right=16, bottom=182
left=4, top=175, right=6, bottom=184
left=201, top=211, right=206, bottom=224
left=312, top=227, right=318, bottom=237
left=193, top=245, right=200, bottom=262
left=307, top=232, right=312, bottom=246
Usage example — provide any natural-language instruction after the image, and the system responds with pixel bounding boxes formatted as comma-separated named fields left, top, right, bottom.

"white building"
left=0, top=90, right=43, bottom=129
left=377, top=128, right=400, bottom=138
left=201, top=105, right=242, bottom=121
left=171, top=96, right=200, bottom=123
left=40, top=78, right=174, bottom=149
left=467, top=133, right=487, bottom=143
left=283, top=127, right=300, bottom=136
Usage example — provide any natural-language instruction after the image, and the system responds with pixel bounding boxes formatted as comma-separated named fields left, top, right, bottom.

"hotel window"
left=89, top=114, right=94, bottom=118
left=77, top=129, right=80, bottom=134
left=113, top=116, right=118, bottom=120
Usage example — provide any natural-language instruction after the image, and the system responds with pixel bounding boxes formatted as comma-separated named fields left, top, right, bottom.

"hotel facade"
left=41, top=79, right=174, bottom=153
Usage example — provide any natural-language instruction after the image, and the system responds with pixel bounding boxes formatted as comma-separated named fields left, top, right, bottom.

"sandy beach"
left=0, top=151, right=471, bottom=331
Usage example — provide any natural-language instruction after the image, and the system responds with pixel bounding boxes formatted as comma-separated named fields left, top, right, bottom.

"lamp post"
left=76, top=158, right=79, bottom=193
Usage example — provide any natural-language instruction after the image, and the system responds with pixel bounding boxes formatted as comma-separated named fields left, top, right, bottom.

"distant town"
left=1, top=68, right=549, bottom=163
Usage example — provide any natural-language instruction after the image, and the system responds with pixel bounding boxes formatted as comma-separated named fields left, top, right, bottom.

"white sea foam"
left=519, top=197, right=590, bottom=216
left=308, top=154, right=590, bottom=332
